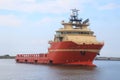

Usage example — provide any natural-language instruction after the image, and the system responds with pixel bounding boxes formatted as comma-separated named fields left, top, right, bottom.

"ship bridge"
left=54, top=9, right=102, bottom=44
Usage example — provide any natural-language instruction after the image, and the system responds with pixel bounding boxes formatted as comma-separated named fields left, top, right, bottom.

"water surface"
left=0, top=59, right=120, bottom=80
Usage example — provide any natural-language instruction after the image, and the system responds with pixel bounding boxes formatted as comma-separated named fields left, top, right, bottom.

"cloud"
left=0, top=0, right=95, bottom=27
left=99, top=3, right=120, bottom=10
left=0, top=0, right=94, bottom=27
left=0, top=15, right=22, bottom=27
left=0, top=0, right=93, bottom=14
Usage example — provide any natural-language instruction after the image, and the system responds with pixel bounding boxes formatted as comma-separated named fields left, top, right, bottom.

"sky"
left=0, top=0, right=120, bottom=57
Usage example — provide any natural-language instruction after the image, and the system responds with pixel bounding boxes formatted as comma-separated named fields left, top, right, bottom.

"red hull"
left=16, top=41, right=104, bottom=66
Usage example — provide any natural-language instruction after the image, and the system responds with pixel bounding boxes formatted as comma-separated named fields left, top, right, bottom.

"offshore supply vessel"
left=16, top=9, right=104, bottom=66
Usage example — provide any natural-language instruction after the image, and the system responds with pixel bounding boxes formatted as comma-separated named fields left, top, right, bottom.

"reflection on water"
left=0, top=59, right=120, bottom=80
left=44, top=65, right=97, bottom=80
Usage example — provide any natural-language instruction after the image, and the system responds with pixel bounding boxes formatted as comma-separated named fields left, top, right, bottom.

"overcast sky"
left=0, top=0, right=120, bottom=57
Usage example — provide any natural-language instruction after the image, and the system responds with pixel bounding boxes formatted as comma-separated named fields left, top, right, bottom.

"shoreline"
left=95, top=57, right=120, bottom=61
left=0, top=56, right=120, bottom=61
left=0, top=56, right=15, bottom=59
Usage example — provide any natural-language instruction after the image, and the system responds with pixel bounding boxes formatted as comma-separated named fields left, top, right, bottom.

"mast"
left=69, top=9, right=89, bottom=27
left=70, top=9, right=82, bottom=24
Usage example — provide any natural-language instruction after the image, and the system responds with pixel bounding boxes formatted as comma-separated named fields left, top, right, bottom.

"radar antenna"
left=83, top=18, right=89, bottom=24
left=70, top=9, right=82, bottom=23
